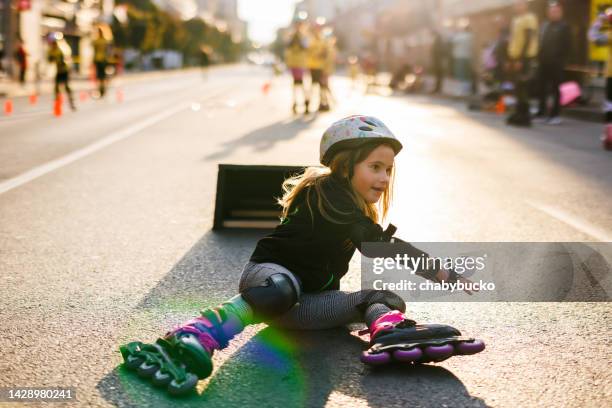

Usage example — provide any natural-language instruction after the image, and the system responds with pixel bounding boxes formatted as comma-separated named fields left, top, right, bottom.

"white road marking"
left=528, top=201, right=612, bottom=242
left=0, top=84, right=233, bottom=196
left=0, top=102, right=189, bottom=195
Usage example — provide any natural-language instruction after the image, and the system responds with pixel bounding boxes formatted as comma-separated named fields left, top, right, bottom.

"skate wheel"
left=167, top=373, right=198, bottom=396
left=424, top=344, right=454, bottom=361
left=393, top=347, right=423, bottom=362
left=455, top=340, right=485, bottom=355
left=361, top=351, right=391, bottom=365
left=151, top=370, right=173, bottom=387
left=125, top=354, right=144, bottom=370
left=137, top=361, right=159, bottom=378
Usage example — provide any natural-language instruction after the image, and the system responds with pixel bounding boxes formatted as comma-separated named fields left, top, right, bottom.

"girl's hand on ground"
left=458, top=275, right=477, bottom=295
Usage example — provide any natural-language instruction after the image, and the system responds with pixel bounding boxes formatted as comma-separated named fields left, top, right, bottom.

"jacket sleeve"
left=350, top=222, right=458, bottom=282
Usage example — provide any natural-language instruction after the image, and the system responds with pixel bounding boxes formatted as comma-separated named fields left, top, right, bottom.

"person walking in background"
left=320, top=31, right=337, bottom=111
left=451, top=20, right=475, bottom=96
left=348, top=56, right=360, bottom=89
left=492, top=17, right=511, bottom=85
left=589, top=7, right=612, bottom=150
left=306, top=22, right=329, bottom=112
left=14, top=37, right=27, bottom=86
left=285, top=23, right=309, bottom=114
left=430, top=28, right=446, bottom=94
left=534, top=1, right=571, bottom=125
left=48, top=34, right=76, bottom=111
left=199, top=45, right=211, bottom=80
left=506, top=0, right=538, bottom=127
left=93, top=26, right=112, bottom=98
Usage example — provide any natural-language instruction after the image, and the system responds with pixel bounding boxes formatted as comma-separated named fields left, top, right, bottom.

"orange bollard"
left=116, top=89, right=124, bottom=103
left=79, top=90, right=89, bottom=102
left=262, top=81, right=271, bottom=95
left=29, top=94, right=38, bottom=105
left=4, top=99, right=13, bottom=115
left=53, top=98, right=63, bottom=117
left=495, top=96, right=506, bottom=115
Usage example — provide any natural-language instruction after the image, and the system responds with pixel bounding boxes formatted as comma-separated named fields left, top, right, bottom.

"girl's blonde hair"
left=278, top=141, right=395, bottom=224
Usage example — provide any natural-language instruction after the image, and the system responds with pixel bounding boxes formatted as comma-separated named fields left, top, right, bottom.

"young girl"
left=120, top=116, right=485, bottom=395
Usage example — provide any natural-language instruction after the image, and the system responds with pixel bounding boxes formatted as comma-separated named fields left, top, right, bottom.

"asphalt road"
left=0, top=65, right=610, bottom=407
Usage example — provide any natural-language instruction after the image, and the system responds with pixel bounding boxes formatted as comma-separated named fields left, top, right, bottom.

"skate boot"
left=120, top=307, right=243, bottom=395
left=602, top=124, right=612, bottom=151
left=360, top=311, right=485, bottom=366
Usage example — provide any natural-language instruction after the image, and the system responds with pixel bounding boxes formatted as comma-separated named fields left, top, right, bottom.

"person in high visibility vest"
left=285, top=23, right=309, bottom=114
left=306, top=21, right=329, bottom=112
left=320, top=31, right=337, bottom=112
left=506, top=0, right=538, bottom=127
left=589, top=7, right=612, bottom=150
left=93, top=27, right=112, bottom=98
left=48, top=34, right=76, bottom=110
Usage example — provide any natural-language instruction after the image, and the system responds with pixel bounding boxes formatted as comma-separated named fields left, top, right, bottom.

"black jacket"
left=539, top=20, right=571, bottom=66
left=250, top=175, right=389, bottom=292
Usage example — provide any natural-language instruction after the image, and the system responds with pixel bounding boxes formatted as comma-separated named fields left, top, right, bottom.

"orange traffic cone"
left=262, top=81, right=271, bottom=95
left=29, top=94, right=38, bottom=105
left=4, top=99, right=13, bottom=115
left=116, top=89, right=124, bottom=103
left=495, top=96, right=506, bottom=115
left=53, top=97, right=63, bottom=117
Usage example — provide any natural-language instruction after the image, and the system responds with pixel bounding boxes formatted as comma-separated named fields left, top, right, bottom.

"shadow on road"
left=204, top=116, right=317, bottom=161
left=397, top=93, right=611, bottom=187
left=97, top=229, right=489, bottom=407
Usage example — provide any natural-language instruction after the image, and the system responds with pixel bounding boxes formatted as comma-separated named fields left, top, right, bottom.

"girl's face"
left=351, top=144, right=395, bottom=203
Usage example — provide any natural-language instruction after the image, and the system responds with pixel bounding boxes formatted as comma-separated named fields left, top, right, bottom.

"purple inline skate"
left=361, top=310, right=485, bottom=365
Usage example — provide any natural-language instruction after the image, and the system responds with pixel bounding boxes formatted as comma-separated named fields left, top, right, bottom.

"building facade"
left=1, top=0, right=114, bottom=82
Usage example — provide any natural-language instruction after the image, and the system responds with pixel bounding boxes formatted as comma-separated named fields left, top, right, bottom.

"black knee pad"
left=241, top=273, right=298, bottom=319
left=357, top=290, right=406, bottom=314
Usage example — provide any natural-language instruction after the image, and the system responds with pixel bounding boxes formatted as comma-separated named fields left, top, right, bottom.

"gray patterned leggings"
left=238, top=262, right=399, bottom=330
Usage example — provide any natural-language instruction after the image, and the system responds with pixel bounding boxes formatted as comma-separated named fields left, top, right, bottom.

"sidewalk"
left=424, top=76, right=604, bottom=123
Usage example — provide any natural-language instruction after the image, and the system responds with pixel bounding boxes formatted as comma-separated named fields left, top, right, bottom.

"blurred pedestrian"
left=306, top=21, right=329, bottom=112
left=285, top=25, right=309, bottom=114
left=534, top=2, right=571, bottom=125
left=48, top=35, right=76, bottom=110
left=320, top=31, right=337, bottom=111
left=14, top=37, right=27, bottom=86
left=348, top=56, right=360, bottom=89
left=200, top=45, right=211, bottom=80
left=451, top=20, right=475, bottom=96
left=93, top=26, right=112, bottom=98
left=430, top=28, right=445, bottom=93
left=588, top=7, right=612, bottom=150
left=492, top=17, right=511, bottom=84
left=361, top=52, right=378, bottom=93
left=506, top=0, right=538, bottom=127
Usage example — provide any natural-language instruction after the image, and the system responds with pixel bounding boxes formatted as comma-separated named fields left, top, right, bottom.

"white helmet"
left=319, top=115, right=403, bottom=165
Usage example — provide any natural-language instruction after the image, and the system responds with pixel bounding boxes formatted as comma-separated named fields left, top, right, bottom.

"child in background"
left=285, top=25, right=309, bottom=114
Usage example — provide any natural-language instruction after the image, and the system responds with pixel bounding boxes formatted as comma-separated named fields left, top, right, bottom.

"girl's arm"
left=348, top=221, right=460, bottom=283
